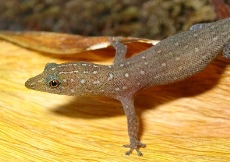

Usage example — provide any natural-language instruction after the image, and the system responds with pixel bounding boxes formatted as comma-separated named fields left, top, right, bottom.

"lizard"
left=25, top=17, right=230, bottom=156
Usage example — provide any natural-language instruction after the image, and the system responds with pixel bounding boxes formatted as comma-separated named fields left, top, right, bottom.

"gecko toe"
left=123, top=142, right=146, bottom=156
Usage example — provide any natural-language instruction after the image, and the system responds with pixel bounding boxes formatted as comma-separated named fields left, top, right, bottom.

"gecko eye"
left=49, top=79, right=60, bottom=88
left=46, top=74, right=61, bottom=88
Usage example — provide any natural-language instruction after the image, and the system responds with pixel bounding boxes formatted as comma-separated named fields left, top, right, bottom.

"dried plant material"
left=0, top=31, right=155, bottom=55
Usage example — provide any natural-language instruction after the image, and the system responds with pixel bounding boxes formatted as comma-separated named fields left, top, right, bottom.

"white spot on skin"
left=193, top=33, right=198, bottom=37
left=183, top=45, right=189, bottom=49
left=125, top=73, right=129, bottom=78
left=115, top=87, right=120, bottom=91
left=122, top=86, right=127, bottom=90
left=120, top=64, right=124, bottom=67
left=93, top=80, right=100, bottom=84
left=51, top=68, right=56, bottom=70
left=175, top=57, right=180, bottom=61
left=83, top=71, right=88, bottom=74
left=141, top=56, right=145, bottom=59
left=38, top=79, right=44, bottom=83
left=58, top=64, right=66, bottom=67
left=161, top=63, right=166, bottom=67
left=154, top=75, right=160, bottom=79
left=82, top=63, right=87, bottom=66
left=175, top=42, right=179, bottom=46
left=127, top=62, right=130, bottom=64
left=157, top=50, right=161, bottom=53
left=140, top=70, right=145, bottom=75
left=71, top=79, right=74, bottom=82
left=202, top=55, right=206, bottom=59
left=71, top=89, right=75, bottom=93
left=108, top=73, right=114, bottom=80
left=93, top=65, right=98, bottom=68
left=195, top=48, right=199, bottom=53
left=93, top=71, right=98, bottom=74
left=108, top=65, right=112, bottom=68
left=59, top=71, right=77, bottom=74
left=63, top=79, right=67, bottom=82
left=85, top=89, right=92, bottom=93
left=178, top=66, right=183, bottom=70
left=222, top=31, right=228, bottom=36
left=144, top=62, right=148, bottom=65
left=173, top=76, right=178, bottom=80
left=80, top=79, right=85, bottom=84
left=73, top=70, right=79, bottom=73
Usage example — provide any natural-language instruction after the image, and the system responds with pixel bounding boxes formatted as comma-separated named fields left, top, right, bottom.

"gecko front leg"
left=110, top=37, right=127, bottom=64
left=111, top=37, right=145, bottom=155
left=120, top=97, right=146, bottom=156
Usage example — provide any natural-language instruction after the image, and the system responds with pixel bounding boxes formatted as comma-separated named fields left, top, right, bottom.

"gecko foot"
left=123, top=142, right=146, bottom=156
left=110, top=37, right=121, bottom=47
left=110, top=37, right=127, bottom=64
left=110, top=37, right=125, bottom=51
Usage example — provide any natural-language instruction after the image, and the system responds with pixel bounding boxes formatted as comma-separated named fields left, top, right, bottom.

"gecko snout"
left=25, top=78, right=32, bottom=89
left=25, top=78, right=37, bottom=90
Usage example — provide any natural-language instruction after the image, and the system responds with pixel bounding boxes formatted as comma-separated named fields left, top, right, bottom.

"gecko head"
left=25, top=63, right=63, bottom=94
left=25, top=62, right=93, bottom=96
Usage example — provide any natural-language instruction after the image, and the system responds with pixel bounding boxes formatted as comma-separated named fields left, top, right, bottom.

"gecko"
left=25, top=18, right=230, bottom=156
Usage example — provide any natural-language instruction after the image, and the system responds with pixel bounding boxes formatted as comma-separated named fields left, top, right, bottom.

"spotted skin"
left=25, top=18, right=230, bottom=156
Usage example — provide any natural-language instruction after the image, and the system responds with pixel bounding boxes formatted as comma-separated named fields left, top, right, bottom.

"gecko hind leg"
left=123, top=142, right=146, bottom=156
left=223, top=42, right=230, bottom=59
left=110, top=37, right=127, bottom=65
left=120, top=97, right=146, bottom=156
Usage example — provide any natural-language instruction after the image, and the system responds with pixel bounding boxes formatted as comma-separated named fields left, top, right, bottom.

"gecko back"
left=123, top=18, right=230, bottom=88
